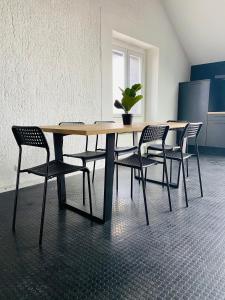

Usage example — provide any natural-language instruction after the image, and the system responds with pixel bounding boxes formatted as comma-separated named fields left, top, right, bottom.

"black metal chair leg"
left=12, top=172, right=20, bottom=232
left=83, top=161, right=86, bottom=205
left=12, top=150, right=22, bottom=232
left=92, top=161, right=96, bottom=183
left=196, top=153, right=203, bottom=197
left=163, top=158, right=172, bottom=211
left=145, top=168, right=148, bottom=185
left=176, top=161, right=182, bottom=188
left=138, top=170, right=140, bottom=185
left=131, top=168, right=133, bottom=200
left=87, top=171, right=93, bottom=216
left=186, top=159, right=189, bottom=177
left=162, top=164, right=165, bottom=187
left=39, top=177, right=48, bottom=246
left=170, top=159, right=173, bottom=183
left=116, top=155, right=119, bottom=195
left=140, top=168, right=149, bottom=225
left=181, top=158, right=188, bottom=207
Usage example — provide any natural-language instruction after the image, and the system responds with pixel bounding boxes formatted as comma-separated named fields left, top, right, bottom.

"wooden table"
left=41, top=121, right=187, bottom=223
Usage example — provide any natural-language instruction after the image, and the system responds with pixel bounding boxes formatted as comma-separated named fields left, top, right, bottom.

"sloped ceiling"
left=161, top=0, right=225, bottom=65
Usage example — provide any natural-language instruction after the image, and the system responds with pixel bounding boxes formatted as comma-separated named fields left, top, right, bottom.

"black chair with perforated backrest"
left=152, top=122, right=203, bottom=207
left=59, top=122, right=106, bottom=206
left=93, top=120, right=138, bottom=194
left=12, top=126, right=92, bottom=246
left=115, top=125, right=172, bottom=225
left=147, top=120, right=189, bottom=185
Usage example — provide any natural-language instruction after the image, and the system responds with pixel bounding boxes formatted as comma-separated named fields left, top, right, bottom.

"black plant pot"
left=122, top=113, right=133, bottom=125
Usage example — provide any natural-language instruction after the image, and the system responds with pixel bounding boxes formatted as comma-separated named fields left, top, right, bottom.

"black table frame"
left=53, top=132, right=115, bottom=224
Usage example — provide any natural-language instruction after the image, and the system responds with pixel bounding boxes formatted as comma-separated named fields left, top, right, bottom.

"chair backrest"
left=167, top=120, right=188, bottom=123
left=94, top=121, right=116, bottom=149
left=12, top=126, right=49, bottom=150
left=59, top=122, right=84, bottom=126
left=184, top=122, right=203, bottom=139
left=59, top=121, right=88, bottom=151
left=139, top=125, right=169, bottom=148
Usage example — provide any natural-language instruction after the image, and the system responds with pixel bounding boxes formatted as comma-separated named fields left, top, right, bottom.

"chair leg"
left=196, top=153, right=203, bottom=197
left=163, top=158, right=172, bottom=212
left=176, top=161, right=182, bottom=188
left=162, top=164, right=165, bottom=188
left=116, top=155, right=119, bottom=195
left=131, top=168, right=133, bottom=200
left=145, top=168, right=148, bottom=184
left=170, top=159, right=173, bottom=183
left=83, top=161, right=86, bottom=205
left=140, top=168, right=149, bottom=225
left=12, top=170, right=21, bottom=232
left=186, top=159, right=189, bottom=177
left=87, top=171, right=93, bottom=216
left=92, top=161, right=96, bottom=183
left=39, top=177, right=48, bottom=246
left=181, top=158, right=188, bottom=207
left=138, top=170, right=141, bottom=185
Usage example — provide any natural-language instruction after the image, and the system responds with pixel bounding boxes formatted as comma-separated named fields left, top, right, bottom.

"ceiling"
left=162, top=0, right=225, bottom=65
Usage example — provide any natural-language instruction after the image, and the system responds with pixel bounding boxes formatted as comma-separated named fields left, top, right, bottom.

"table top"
left=41, top=121, right=187, bottom=136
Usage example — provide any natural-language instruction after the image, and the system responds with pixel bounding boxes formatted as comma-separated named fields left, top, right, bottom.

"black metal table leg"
left=53, top=133, right=105, bottom=224
left=53, top=133, right=66, bottom=209
left=103, top=133, right=115, bottom=222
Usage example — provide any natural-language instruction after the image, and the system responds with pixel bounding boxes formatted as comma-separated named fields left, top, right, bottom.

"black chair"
left=152, top=122, right=203, bottom=207
left=147, top=120, right=188, bottom=185
left=12, top=126, right=92, bottom=246
left=93, top=121, right=137, bottom=194
left=115, top=125, right=172, bottom=225
left=59, top=122, right=106, bottom=206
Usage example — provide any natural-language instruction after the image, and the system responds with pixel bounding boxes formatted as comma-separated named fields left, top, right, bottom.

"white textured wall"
left=0, top=0, right=190, bottom=192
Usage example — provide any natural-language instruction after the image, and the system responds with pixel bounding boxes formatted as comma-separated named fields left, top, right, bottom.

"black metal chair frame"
left=152, top=122, right=203, bottom=207
left=115, top=125, right=172, bottom=225
left=93, top=121, right=137, bottom=194
left=12, top=126, right=92, bottom=246
left=147, top=120, right=189, bottom=187
left=59, top=122, right=106, bottom=206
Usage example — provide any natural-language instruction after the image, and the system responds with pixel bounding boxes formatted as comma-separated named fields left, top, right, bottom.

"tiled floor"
left=1, top=155, right=225, bottom=299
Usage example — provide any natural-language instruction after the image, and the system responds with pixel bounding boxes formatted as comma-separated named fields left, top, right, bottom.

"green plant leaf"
left=114, top=100, right=125, bottom=110
left=131, top=83, right=142, bottom=92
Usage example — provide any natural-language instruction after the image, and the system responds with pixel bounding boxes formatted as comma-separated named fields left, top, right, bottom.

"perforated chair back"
left=139, top=125, right=169, bottom=148
left=59, top=121, right=88, bottom=151
left=12, top=126, right=49, bottom=150
left=94, top=121, right=115, bottom=124
left=59, top=122, right=84, bottom=126
left=185, top=122, right=203, bottom=139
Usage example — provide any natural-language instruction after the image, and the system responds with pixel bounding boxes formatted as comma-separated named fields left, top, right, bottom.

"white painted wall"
left=162, top=0, right=225, bottom=65
left=0, top=0, right=190, bottom=192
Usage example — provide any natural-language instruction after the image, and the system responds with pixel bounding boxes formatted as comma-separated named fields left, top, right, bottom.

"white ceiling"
left=162, top=0, right=225, bottom=65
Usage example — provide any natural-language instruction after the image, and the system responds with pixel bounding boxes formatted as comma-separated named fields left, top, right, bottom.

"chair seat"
left=24, top=160, right=86, bottom=178
left=115, top=154, right=158, bottom=169
left=64, top=151, right=106, bottom=161
left=97, top=146, right=138, bottom=154
left=147, top=144, right=180, bottom=151
left=153, top=150, right=193, bottom=161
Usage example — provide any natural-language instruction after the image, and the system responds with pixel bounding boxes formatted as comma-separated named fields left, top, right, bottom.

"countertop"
left=208, top=112, right=225, bottom=115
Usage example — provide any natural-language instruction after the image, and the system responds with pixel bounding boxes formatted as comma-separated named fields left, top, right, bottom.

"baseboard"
left=188, top=145, right=225, bottom=156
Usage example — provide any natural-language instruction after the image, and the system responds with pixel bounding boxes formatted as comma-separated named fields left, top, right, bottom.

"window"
left=112, top=43, right=145, bottom=116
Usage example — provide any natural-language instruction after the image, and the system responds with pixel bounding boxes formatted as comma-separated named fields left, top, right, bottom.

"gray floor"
left=1, top=154, right=225, bottom=299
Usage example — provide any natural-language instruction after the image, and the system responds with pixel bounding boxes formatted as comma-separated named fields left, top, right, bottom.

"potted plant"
left=114, top=83, right=143, bottom=125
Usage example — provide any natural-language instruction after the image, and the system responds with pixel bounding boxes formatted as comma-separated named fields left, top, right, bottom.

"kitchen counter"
left=208, top=112, right=225, bottom=115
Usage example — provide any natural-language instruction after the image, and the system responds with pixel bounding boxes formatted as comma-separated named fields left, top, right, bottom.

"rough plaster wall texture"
left=0, top=0, right=190, bottom=191
left=0, top=0, right=101, bottom=191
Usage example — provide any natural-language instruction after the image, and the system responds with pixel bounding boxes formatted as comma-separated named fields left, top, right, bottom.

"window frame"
left=112, top=40, right=145, bottom=117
